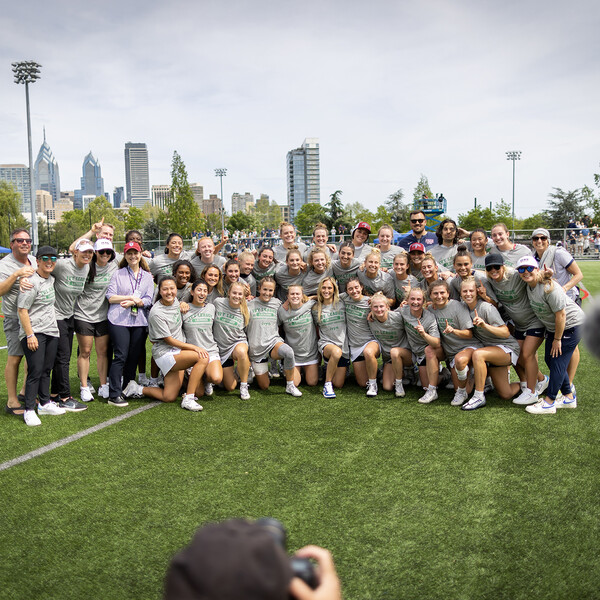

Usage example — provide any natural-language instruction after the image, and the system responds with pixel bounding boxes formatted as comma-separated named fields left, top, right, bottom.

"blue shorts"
left=513, top=326, right=545, bottom=340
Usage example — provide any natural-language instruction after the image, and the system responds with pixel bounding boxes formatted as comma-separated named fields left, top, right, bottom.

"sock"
left=520, top=381, right=527, bottom=391
left=428, top=385, right=437, bottom=391
left=368, top=379, right=377, bottom=386
left=474, top=390, right=485, bottom=399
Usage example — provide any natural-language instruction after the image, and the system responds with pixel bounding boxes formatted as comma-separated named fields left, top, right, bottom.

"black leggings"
left=108, top=324, right=147, bottom=399
left=22, top=334, right=59, bottom=410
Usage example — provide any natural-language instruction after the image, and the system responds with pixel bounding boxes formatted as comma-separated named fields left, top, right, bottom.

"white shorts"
left=448, top=346, right=480, bottom=369
left=350, top=341, right=374, bottom=362
left=295, top=358, right=320, bottom=368
left=496, top=345, right=519, bottom=366
left=208, top=351, right=220, bottom=364
left=155, top=348, right=181, bottom=376
left=251, top=360, right=270, bottom=375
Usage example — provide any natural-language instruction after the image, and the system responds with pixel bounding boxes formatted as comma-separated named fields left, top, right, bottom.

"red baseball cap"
left=124, top=241, right=142, bottom=253
left=409, top=242, right=425, bottom=253
left=352, top=222, right=371, bottom=237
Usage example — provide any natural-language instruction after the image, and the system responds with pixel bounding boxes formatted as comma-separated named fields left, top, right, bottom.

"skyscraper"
left=0, top=164, right=31, bottom=211
left=113, top=186, right=124, bottom=208
left=74, top=151, right=104, bottom=209
left=34, top=129, right=61, bottom=206
left=286, top=137, right=320, bottom=222
left=124, top=142, right=151, bottom=208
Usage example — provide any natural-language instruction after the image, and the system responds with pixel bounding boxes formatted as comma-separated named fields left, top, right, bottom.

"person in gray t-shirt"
left=273, top=222, right=307, bottom=263
left=149, top=234, right=193, bottom=281
left=450, top=249, right=497, bottom=305
left=390, top=252, right=418, bottom=305
left=331, top=242, right=361, bottom=293
left=489, top=223, right=531, bottom=268
left=274, top=249, right=306, bottom=301
left=376, top=225, right=403, bottom=269
left=189, top=237, right=226, bottom=276
left=302, top=248, right=333, bottom=296
left=357, top=249, right=395, bottom=299
left=252, top=246, right=277, bottom=283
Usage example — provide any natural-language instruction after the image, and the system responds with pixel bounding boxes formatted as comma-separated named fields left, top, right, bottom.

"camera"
left=256, top=517, right=318, bottom=591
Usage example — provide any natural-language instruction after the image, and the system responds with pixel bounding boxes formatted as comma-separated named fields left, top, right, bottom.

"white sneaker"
left=24, top=410, right=41, bottom=426
left=418, top=388, right=438, bottom=404
left=148, top=377, right=161, bottom=388
left=286, top=382, right=303, bottom=397
left=181, top=394, right=203, bottom=411
left=38, top=401, right=66, bottom=415
left=98, top=384, right=109, bottom=399
left=526, top=398, right=556, bottom=414
left=240, top=383, right=251, bottom=400
left=535, top=375, right=550, bottom=396
left=87, top=380, right=96, bottom=394
left=247, top=368, right=255, bottom=385
left=394, top=381, right=405, bottom=398
left=512, top=389, right=538, bottom=405
left=365, top=381, right=378, bottom=397
left=122, top=380, right=144, bottom=398
left=204, top=383, right=214, bottom=396
left=556, top=385, right=577, bottom=409
left=138, top=374, right=150, bottom=386
left=451, top=387, right=469, bottom=406
left=80, top=386, right=94, bottom=402
left=462, top=394, right=486, bottom=411
left=322, top=382, right=336, bottom=398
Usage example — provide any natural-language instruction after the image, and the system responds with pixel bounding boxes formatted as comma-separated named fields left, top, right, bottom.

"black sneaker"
left=57, top=397, right=88, bottom=412
left=108, top=396, right=129, bottom=407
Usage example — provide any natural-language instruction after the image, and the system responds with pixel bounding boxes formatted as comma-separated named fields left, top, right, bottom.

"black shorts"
left=325, top=356, right=350, bottom=368
left=513, top=326, right=545, bottom=341
left=222, top=358, right=234, bottom=369
left=352, top=355, right=365, bottom=363
left=74, top=319, right=109, bottom=337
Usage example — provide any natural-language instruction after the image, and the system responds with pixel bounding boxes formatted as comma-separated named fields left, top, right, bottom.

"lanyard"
left=127, top=267, right=142, bottom=295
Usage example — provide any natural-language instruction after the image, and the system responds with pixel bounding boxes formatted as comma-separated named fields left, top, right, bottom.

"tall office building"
left=286, top=137, right=320, bottom=222
left=203, top=194, right=223, bottom=216
left=152, top=184, right=171, bottom=210
left=231, top=192, right=254, bottom=214
left=74, top=151, right=104, bottom=209
left=0, top=164, right=31, bottom=211
left=190, top=184, right=204, bottom=210
left=34, top=129, right=61, bottom=206
left=113, top=186, right=124, bottom=208
left=124, top=142, right=151, bottom=208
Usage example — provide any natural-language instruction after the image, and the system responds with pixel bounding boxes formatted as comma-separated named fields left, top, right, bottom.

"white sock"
left=428, top=385, right=437, bottom=391
left=368, top=379, right=377, bottom=385
left=473, top=390, right=485, bottom=399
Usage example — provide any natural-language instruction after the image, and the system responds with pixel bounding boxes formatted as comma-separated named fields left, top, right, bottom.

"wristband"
left=554, top=338, right=561, bottom=341
left=27, top=334, right=35, bottom=339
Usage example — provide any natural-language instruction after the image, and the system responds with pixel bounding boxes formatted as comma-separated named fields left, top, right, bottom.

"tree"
left=344, top=202, right=375, bottom=228
left=385, top=188, right=410, bottom=231
left=125, top=207, right=145, bottom=232
left=413, top=174, right=433, bottom=202
left=228, top=211, right=256, bottom=232
left=53, top=210, right=89, bottom=252
left=371, top=205, right=391, bottom=235
left=294, top=203, right=329, bottom=236
left=545, top=188, right=583, bottom=229
left=457, top=206, right=497, bottom=231
left=165, top=151, right=206, bottom=237
left=326, top=191, right=345, bottom=229
left=0, top=182, right=29, bottom=246
left=86, top=196, right=125, bottom=240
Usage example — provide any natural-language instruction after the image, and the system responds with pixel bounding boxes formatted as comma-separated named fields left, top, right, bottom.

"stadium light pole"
left=214, top=168, right=227, bottom=232
left=506, top=150, right=521, bottom=240
left=12, top=61, right=42, bottom=251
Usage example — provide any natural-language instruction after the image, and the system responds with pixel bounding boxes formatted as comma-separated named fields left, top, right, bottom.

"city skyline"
left=3, top=0, right=599, bottom=220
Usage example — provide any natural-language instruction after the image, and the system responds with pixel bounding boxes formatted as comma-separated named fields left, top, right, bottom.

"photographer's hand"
left=289, top=545, right=341, bottom=600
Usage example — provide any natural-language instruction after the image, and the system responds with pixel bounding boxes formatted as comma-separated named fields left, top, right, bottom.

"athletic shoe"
left=87, top=379, right=96, bottom=394
left=394, top=381, right=405, bottom=398
left=98, top=384, right=109, bottom=399
left=57, top=397, right=88, bottom=412
left=269, top=360, right=281, bottom=378
left=138, top=374, right=150, bottom=386
left=181, top=394, right=203, bottom=411
left=148, top=378, right=161, bottom=388
left=108, top=396, right=129, bottom=407
left=556, top=385, right=577, bottom=409
left=418, top=388, right=438, bottom=404
left=535, top=375, right=550, bottom=396
left=204, top=383, right=214, bottom=396
left=24, top=410, right=41, bottom=426
left=240, top=383, right=251, bottom=400
left=462, top=394, right=486, bottom=411
left=525, top=398, right=556, bottom=414
left=80, top=386, right=94, bottom=402
left=323, top=382, right=336, bottom=398
left=512, top=389, right=538, bottom=406
left=451, top=388, right=469, bottom=406
left=286, top=382, right=303, bottom=397
left=366, top=381, right=378, bottom=397
left=122, top=380, right=144, bottom=398
left=38, top=401, right=66, bottom=415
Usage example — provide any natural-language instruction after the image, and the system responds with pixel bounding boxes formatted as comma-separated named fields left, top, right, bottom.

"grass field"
left=2, top=263, right=600, bottom=600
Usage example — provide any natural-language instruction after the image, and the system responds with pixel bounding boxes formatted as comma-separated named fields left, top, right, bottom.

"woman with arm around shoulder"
left=489, top=222, right=531, bottom=267
left=516, top=256, right=584, bottom=414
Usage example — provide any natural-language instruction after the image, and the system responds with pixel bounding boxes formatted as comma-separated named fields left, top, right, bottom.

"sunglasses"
left=485, top=265, right=502, bottom=272
left=12, top=238, right=32, bottom=244
left=410, top=219, right=425, bottom=224
left=39, top=255, right=58, bottom=262
left=517, top=266, right=536, bottom=273
left=531, top=236, right=548, bottom=241
left=97, top=249, right=113, bottom=255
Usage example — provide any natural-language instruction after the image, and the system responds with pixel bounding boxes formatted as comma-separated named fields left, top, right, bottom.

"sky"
left=2, top=0, right=599, bottom=221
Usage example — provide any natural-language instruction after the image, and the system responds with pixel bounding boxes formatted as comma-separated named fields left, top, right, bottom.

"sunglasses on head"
left=485, top=265, right=502, bottom=272
left=532, top=236, right=548, bottom=241
left=517, top=266, right=536, bottom=273
left=40, top=255, right=57, bottom=262
left=411, top=219, right=425, bottom=224
left=12, top=238, right=32, bottom=244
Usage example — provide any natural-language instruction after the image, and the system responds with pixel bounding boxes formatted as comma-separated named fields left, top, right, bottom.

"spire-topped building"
left=34, top=127, right=61, bottom=206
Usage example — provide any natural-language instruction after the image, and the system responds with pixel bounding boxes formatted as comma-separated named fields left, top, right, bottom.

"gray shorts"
left=3, top=316, right=24, bottom=356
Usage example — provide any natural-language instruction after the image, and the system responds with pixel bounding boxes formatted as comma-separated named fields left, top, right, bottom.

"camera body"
left=256, top=517, right=318, bottom=590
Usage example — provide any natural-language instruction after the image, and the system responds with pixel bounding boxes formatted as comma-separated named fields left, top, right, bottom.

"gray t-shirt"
left=176, top=283, right=192, bottom=303
left=274, top=242, right=307, bottom=263
left=379, top=246, right=403, bottom=270
left=0, top=253, right=37, bottom=317
left=274, top=265, right=306, bottom=302
left=240, top=273, right=257, bottom=297
left=428, top=299, right=481, bottom=360
left=17, top=272, right=59, bottom=339
left=148, top=299, right=185, bottom=360
left=526, top=283, right=585, bottom=332
left=303, top=244, right=338, bottom=261
left=74, top=261, right=119, bottom=323
left=212, top=297, right=248, bottom=357
left=486, top=268, right=542, bottom=331
left=252, top=261, right=277, bottom=283
left=449, top=270, right=497, bottom=304
left=189, top=254, right=226, bottom=276
left=247, top=297, right=283, bottom=362
left=430, top=244, right=458, bottom=272
left=533, top=246, right=579, bottom=300
left=368, top=310, right=408, bottom=359
left=357, top=270, right=395, bottom=298
left=470, top=252, right=488, bottom=272
left=52, top=257, right=90, bottom=320
left=393, top=274, right=418, bottom=304
left=312, top=300, right=349, bottom=358
left=182, top=303, right=219, bottom=355
left=400, top=305, right=439, bottom=357
left=468, top=300, right=520, bottom=354
left=302, top=267, right=333, bottom=296
left=340, top=293, right=374, bottom=350
left=350, top=243, right=373, bottom=263
left=331, top=259, right=361, bottom=293
left=277, top=300, right=319, bottom=364
left=489, top=244, right=531, bottom=268
left=149, top=251, right=193, bottom=280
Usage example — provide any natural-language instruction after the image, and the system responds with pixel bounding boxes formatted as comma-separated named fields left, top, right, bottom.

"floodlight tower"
left=506, top=150, right=522, bottom=239
left=12, top=61, right=42, bottom=250
left=214, top=168, right=227, bottom=232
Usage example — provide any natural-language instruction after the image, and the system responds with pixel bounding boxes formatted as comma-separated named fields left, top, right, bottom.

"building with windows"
left=36, top=190, right=53, bottom=213
left=203, top=194, right=223, bottom=216
left=152, top=184, right=171, bottom=210
left=124, top=142, right=151, bottom=208
left=0, top=164, right=31, bottom=211
left=190, top=184, right=204, bottom=210
left=34, top=129, right=61, bottom=207
left=74, top=151, right=104, bottom=209
left=231, top=192, right=254, bottom=214
left=286, top=137, right=320, bottom=222
left=113, top=186, right=124, bottom=208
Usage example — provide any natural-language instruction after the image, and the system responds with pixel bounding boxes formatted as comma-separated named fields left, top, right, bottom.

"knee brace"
left=456, top=365, right=469, bottom=381
left=277, top=343, right=296, bottom=371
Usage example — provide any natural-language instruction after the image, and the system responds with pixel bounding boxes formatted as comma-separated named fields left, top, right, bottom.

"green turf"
left=1, top=262, right=600, bottom=599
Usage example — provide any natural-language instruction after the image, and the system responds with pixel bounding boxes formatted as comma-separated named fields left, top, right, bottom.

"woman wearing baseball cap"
left=349, top=222, right=373, bottom=262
